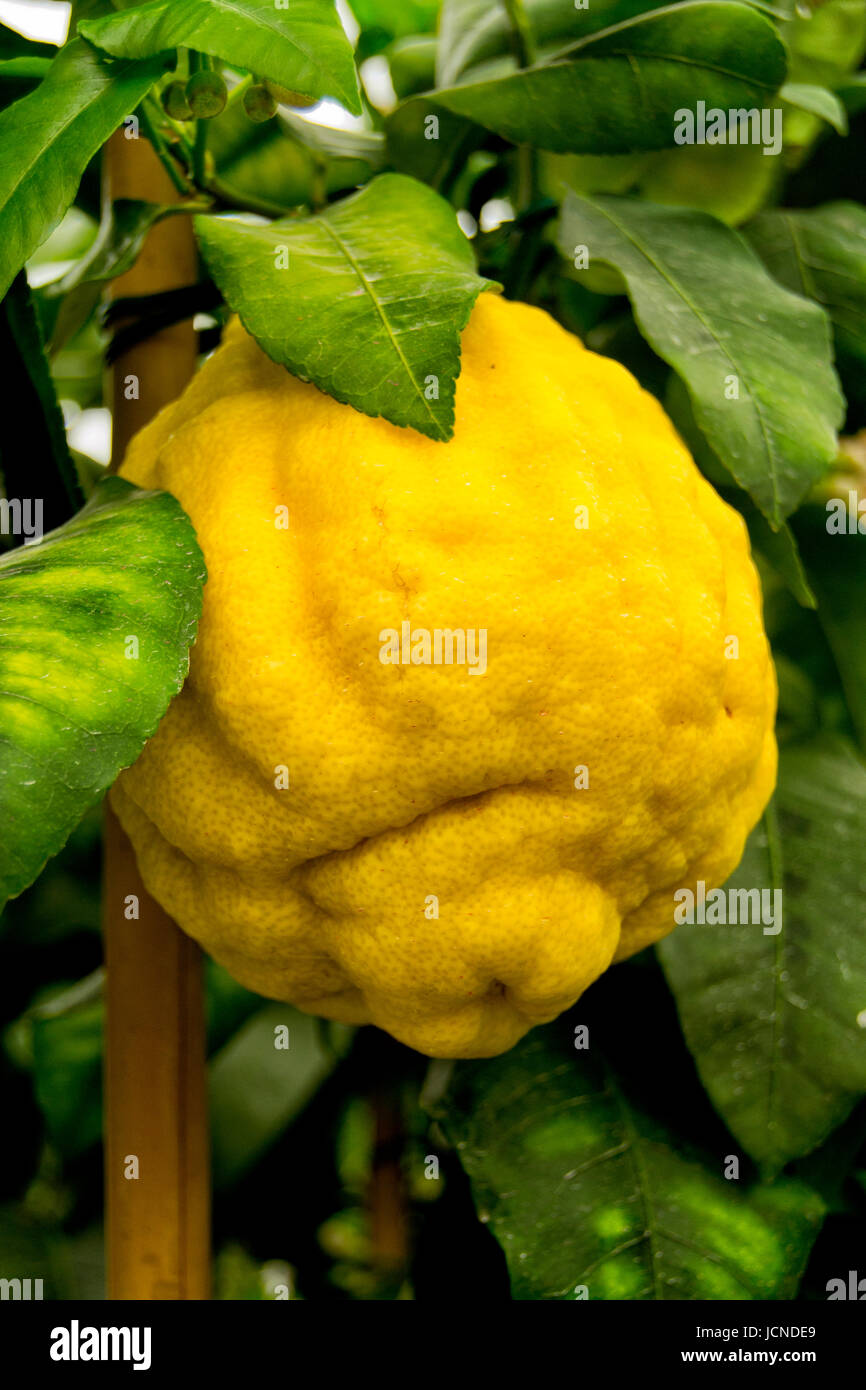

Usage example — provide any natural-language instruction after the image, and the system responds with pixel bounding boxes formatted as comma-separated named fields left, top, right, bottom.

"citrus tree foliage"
left=0, top=0, right=865, bottom=1302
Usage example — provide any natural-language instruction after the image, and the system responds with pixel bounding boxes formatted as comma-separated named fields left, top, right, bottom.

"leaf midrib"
left=317, top=215, right=446, bottom=438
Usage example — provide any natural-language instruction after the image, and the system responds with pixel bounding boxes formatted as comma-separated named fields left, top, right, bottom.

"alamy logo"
left=0, top=1277, right=43, bottom=1299
left=674, top=101, right=782, bottom=156
left=379, top=621, right=487, bottom=675
left=50, top=1321, right=152, bottom=1371
left=827, top=1271, right=866, bottom=1299
left=674, top=880, right=782, bottom=935
left=0, top=497, right=43, bottom=545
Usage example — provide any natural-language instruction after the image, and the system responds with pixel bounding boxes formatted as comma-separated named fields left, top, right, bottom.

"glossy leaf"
left=0, top=39, right=165, bottom=302
left=659, top=738, right=866, bottom=1174
left=559, top=194, right=843, bottom=525
left=0, top=478, right=205, bottom=909
left=80, top=0, right=362, bottom=114
left=441, top=1027, right=824, bottom=1298
left=428, top=3, right=787, bottom=155
left=194, top=173, right=497, bottom=440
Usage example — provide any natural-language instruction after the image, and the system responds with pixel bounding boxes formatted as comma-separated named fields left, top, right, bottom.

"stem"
left=502, top=0, right=537, bottom=68
left=310, top=156, right=328, bottom=212
left=206, top=174, right=296, bottom=220
left=193, top=117, right=209, bottom=188
left=502, top=0, right=539, bottom=214
left=225, top=72, right=254, bottom=109
left=139, top=101, right=194, bottom=196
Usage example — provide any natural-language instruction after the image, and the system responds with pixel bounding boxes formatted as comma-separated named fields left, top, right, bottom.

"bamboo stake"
left=102, top=129, right=210, bottom=1300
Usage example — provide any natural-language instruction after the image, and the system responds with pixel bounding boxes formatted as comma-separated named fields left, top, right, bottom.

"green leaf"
left=427, top=3, right=787, bottom=155
left=0, top=39, right=165, bottom=302
left=558, top=194, right=843, bottom=525
left=41, top=199, right=188, bottom=354
left=746, top=203, right=866, bottom=419
left=194, top=173, right=497, bottom=440
left=386, top=36, right=439, bottom=100
left=780, top=82, right=848, bottom=133
left=31, top=999, right=103, bottom=1157
left=0, top=477, right=206, bottom=909
left=659, top=738, right=866, bottom=1175
left=0, top=272, right=83, bottom=533
left=441, top=1027, right=824, bottom=1299
left=80, top=0, right=362, bottom=114
left=209, top=1004, right=345, bottom=1187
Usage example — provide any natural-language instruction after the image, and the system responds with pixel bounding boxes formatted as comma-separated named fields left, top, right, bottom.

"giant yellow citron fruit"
left=112, top=294, right=776, bottom=1058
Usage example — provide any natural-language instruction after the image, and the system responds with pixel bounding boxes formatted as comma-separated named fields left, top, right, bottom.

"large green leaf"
left=0, top=477, right=205, bottom=909
left=659, top=738, right=866, bottom=1175
left=80, top=0, right=362, bottom=113
left=440, top=1028, right=824, bottom=1299
left=0, top=39, right=165, bottom=302
left=194, top=173, right=497, bottom=440
left=746, top=203, right=866, bottom=418
left=558, top=194, right=843, bottom=525
left=426, top=3, right=787, bottom=154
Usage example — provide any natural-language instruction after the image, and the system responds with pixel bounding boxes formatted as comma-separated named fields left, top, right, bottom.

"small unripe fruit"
left=162, top=80, right=192, bottom=121
left=243, top=83, right=277, bottom=123
left=185, top=70, right=228, bottom=119
left=265, top=82, right=317, bottom=108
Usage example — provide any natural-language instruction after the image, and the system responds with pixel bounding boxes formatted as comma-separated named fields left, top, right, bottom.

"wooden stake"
left=103, top=130, right=210, bottom=1300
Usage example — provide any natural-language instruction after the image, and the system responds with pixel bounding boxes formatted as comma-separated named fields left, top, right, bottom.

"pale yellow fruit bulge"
left=111, top=292, right=777, bottom=1057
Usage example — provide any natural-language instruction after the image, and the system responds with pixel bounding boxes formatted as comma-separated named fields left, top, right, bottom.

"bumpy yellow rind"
left=112, top=293, right=777, bottom=1057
